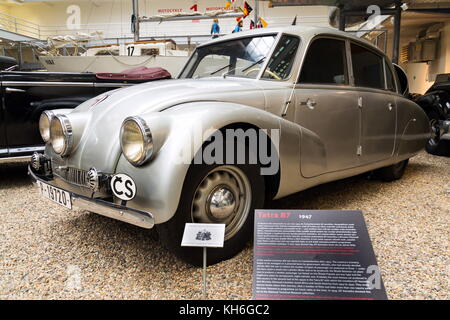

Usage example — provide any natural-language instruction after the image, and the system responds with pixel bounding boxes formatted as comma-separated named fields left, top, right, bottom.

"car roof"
left=199, top=25, right=384, bottom=56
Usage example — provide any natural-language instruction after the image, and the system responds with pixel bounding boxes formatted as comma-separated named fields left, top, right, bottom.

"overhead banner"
left=253, top=210, right=388, bottom=300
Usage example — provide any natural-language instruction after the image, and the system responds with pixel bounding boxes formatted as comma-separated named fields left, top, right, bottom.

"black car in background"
left=0, top=56, right=170, bottom=163
left=415, top=73, right=450, bottom=156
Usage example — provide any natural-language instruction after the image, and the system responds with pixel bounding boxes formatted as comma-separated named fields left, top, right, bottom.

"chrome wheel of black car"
left=425, top=112, right=449, bottom=156
left=429, top=118, right=441, bottom=145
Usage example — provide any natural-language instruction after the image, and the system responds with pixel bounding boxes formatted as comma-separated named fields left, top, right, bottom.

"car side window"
left=351, top=43, right=384, bottom=90
left=298, top=38, right=348, bottom=85
left=262, top=35, right=300, bottom=80
left=385, top=61, right=397, bottom=93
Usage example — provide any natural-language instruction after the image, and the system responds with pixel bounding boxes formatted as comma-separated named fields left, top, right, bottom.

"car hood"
left=63, top=78, right=270, bottom=172
left=77, top=77, right=267, bottom=114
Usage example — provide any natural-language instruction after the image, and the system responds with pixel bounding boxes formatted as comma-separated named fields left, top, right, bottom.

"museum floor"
left=0, top=151, right=448, bottom=300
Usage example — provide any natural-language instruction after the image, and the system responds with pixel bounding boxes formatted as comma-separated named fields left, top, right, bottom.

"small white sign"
left=181, top=223, right=225, bottom=248
left=110, top=174, right=136, bottom=201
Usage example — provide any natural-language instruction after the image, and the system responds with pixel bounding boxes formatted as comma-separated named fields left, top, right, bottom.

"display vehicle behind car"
left=29, top=26, right=430, bottom=265
left=414, top=73, right=450, bottom=156
left=0, top=59, right=170, bottom=163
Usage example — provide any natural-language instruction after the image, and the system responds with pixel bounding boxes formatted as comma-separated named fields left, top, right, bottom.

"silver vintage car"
left=29, top=26, right=429, bottom=265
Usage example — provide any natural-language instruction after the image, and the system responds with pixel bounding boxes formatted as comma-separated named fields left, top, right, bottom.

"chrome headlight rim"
left=50, top=114, right=73, bottom=157
left=120, top=116, right=153, bottom=166
left=39, top=110, right=54, bottom=143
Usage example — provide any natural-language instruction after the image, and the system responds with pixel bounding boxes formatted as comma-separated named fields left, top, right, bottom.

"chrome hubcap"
left=430, top=119, right=440, bottom=142
left=191, top=166, right=251, bottom=240
left=208, top=186, right=236, bottom=220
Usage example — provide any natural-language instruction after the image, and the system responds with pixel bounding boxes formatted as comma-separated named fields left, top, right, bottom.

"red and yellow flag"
left=259, top=17, right=268, bottom=28
left=225, top=0, right=235, bottom=9
left=239, top=1, right=253, bottom=18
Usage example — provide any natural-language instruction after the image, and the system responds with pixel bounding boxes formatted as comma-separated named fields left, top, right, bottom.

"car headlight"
left=39, top=111, right=54, bottom=142
left=120, top=116, right=153, bottom=166
left=50, top=114, right=73, bottom=157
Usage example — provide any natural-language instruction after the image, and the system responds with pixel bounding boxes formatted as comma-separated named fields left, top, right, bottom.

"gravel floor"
left=0, top=151, right=448, bottom=300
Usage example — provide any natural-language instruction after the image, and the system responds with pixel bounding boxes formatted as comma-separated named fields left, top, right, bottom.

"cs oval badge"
left=110, top=174, right=136, bottom=201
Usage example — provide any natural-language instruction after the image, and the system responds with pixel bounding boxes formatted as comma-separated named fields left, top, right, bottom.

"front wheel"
left=157, top=163, right=264, bottom=266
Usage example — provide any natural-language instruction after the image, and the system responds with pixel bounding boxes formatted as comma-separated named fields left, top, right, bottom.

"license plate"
left=37, top=181, right=72, bottom=209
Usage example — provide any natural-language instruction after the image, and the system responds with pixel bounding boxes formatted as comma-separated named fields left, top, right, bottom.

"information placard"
left=181, top=223, right=225, bottom=248
left=253, top=210, right=387, bottom=300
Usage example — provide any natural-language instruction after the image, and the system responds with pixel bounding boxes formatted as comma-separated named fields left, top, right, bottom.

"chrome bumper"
left=28, top=165, right=155, bottom=229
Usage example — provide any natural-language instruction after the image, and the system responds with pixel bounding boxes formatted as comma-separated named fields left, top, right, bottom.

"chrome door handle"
left=388, top=102, right=394, bottom=111
left=5, top=87, right=26, bottom=93
left=300, top=98, right=317, bottom=109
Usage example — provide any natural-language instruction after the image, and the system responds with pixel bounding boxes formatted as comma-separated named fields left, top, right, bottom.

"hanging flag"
left=239, top=1, right=253, bottom=18
left=225, top=0, right=235, bottom=9
left=250, top=19, right=255, bottom=29
left=259, top=17, right=268, bottom=28
left=292, top=15, right=297, bottom=26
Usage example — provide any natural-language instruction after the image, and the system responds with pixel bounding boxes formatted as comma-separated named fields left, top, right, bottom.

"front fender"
left=115, top=101, right=302, bottom=224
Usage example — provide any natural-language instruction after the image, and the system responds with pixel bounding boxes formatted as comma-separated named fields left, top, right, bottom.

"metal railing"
left=0, top=12, right=41, bottom=39
left=0, top=11, right=330, bottom=41
left=0, top=11, right=330, bottom=69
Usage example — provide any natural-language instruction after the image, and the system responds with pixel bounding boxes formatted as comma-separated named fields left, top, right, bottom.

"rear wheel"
left=375, top=159, right=409, bottom=182
left=157, top=163, right=264, bottom=266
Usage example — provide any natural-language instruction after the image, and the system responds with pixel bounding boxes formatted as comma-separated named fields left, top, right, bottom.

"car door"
left=350, top=43, right=396, bottom=163
left=1, top=72, right=95, bottom=154
left=294, top=37, right=360, bottom=177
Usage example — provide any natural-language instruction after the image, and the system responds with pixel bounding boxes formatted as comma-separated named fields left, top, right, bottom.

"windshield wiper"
left=242, top=57, right=266, bottom=72
left=210, top=64, right=232, bottom=75
left=223, top=57, right=266, bottom=78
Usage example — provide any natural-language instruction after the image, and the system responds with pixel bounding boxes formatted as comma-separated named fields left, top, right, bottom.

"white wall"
left=0, top=0, right=331, bottom=40
left=406, top=21, right=450, bottom=94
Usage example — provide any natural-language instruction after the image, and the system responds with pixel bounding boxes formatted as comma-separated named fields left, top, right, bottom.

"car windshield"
left=179, top=35, right=277, bottom=79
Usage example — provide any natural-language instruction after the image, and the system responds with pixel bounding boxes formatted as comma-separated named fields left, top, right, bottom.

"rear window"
left=351, top=43, right=384, bottom=89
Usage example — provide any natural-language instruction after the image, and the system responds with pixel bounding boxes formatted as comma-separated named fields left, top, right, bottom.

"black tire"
left=425, top=111, right=450, bottom=156
left=375, top=159, right=409, bottom=182
left=426, top=139, right=450, bottom=156
left=425, top=137, right=440, bottom=155
left=157, top=161, right=264, bottom=266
